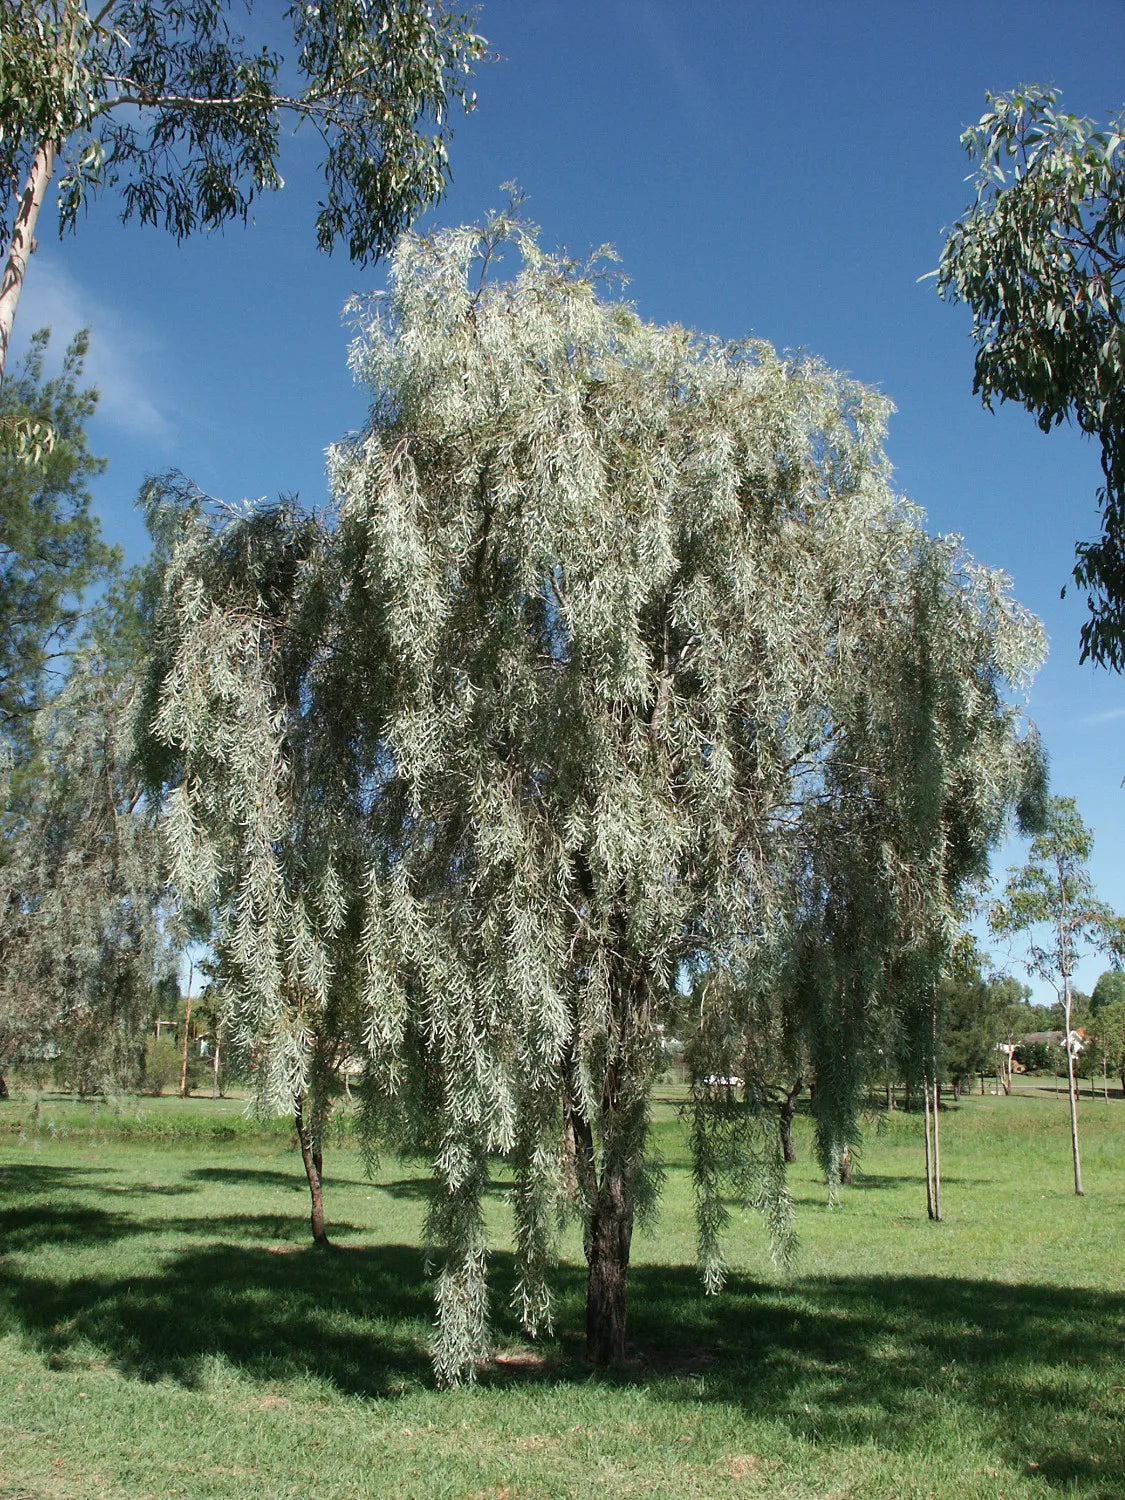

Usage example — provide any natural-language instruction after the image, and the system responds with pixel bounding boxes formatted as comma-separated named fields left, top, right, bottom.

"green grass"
left=1, top=1081, right=1123, bottom=1498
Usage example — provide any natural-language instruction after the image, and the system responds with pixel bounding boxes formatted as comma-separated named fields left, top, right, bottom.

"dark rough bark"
left=585, top=1167, right=634, bottom=1366
left=295, top=1094, right=329, bottom=1245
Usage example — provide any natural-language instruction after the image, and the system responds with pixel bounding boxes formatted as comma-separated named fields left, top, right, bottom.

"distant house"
left=1014, top=1029, right=1087, bottom=1067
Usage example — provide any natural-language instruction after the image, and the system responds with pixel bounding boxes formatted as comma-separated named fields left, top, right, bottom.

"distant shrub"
left=143, top=1036, right=180, bottom=1096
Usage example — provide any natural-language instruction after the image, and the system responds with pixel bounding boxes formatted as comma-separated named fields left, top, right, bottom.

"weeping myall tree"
left=1, top=600, right=176, bottom=1091
left=143, top=213, right=1043, bottom=1381
left=790, top=542, right=1045, bottom=1220
left=135, top=493, right=368, bottom=1242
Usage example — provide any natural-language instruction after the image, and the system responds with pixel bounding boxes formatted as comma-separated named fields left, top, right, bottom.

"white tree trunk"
left=0, top=138, right=55, bottom=382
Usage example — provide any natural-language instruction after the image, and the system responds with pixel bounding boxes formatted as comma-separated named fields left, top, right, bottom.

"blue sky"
left=11, top=0, right=1125, bottom=1001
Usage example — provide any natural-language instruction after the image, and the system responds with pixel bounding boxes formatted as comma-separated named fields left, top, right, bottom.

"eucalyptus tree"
left=0, top=327, right=112, bottom=765
left=0, top=0, right=485, bottom=376
left=990, top=796, right=1123, bottom=1195
left=146, top=213, right=1045, bottom=1381
left=937, top=85, right=1125, bottom=667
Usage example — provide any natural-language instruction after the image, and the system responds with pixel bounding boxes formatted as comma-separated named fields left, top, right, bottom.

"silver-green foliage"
left=0, top=641, right=173, bottom=1088
left=146, top=214, right=1044, bottom=1381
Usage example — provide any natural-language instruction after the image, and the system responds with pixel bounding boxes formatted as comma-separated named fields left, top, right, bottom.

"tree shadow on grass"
left=187, top=1165, right=313, bottom=1192
left=4, top=1240, right=434, bottom=1398
left=0, top=1164, right=112, bottom=1190
left=376, top=1175, right=508, bottom=1201
left=608, top=1265, right=1125, bottom=1497
left=3, top=1174, right=1123, bottom=1495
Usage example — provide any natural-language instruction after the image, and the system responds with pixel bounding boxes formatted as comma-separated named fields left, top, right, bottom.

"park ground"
left=1, top=1080, right=1123, bottom=1499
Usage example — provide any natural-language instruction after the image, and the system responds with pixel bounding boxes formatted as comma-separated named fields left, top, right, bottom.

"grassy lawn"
left=1, top=1081, right=1123, bottom=1498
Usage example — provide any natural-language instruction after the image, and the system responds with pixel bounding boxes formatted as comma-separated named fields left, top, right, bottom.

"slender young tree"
left=990, top=796, right=1123, bottom=1195
left=145, top=213, right=1044, bottom=1381
left=0, top=0, right=485, bottom=376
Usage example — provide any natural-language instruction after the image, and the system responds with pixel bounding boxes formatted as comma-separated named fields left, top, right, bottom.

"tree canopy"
left=0, top=570, right=175, bottom=1088
left=0, top=0, right=486, bottom=375
left=0, top=327, right=113, bottom=762
left=142, top=213, right=1045, bottom=1382
left=937, top=85, right=1125, bottom=667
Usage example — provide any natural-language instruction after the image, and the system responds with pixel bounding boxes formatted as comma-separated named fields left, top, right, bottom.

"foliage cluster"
left=939, top=85, right=1125, bottom=666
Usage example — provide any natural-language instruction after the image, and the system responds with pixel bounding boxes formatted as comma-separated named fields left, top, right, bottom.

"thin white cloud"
left=1083, top=706, right=1125, bottom=726
left=10, top=254, right=173, bottom=443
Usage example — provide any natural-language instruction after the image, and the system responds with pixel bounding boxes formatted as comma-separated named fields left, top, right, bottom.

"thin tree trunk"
left=778, top=1078, right=802, bottom=1164
left=931, top=1074, right=942, bottom=1221
left=0, top=138, right=55, bottom=381
left=838, top=1141, right=853, bottom=1186
left=178, top=993, right=193, bottom=1099
left=295, top=1093, right=329, bottom=1244
left=1063, top=979, right=1084, bottom=1196
left=211, top=1032, right=220, bottom=1099
left=922, top=1070, right=935, bottom=1220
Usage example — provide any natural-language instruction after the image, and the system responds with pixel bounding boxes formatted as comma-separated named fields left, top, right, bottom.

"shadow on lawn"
left=3, top=1176, right=1124, bottom=1493
left=187, top=1165, right=314, bottom=1191
left=614, top=1265, right=1125, bottom=1496
left=4, top=1239, right=434, bottom=1397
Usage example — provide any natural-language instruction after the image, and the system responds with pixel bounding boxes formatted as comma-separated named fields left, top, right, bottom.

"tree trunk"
left=778, top=1079, right=802, bottom=1164
left=295, top=1093, right=329, bottom=1244
left=838, top=1141, right=853, bottom=1186
left=586, top=1167, right=634, bottom=1367
left=931, top=1074, right=942, bottom=1222
left=211, top=1031, right=220, bottom=1099
left=1063, top=981, right=1084, bottom=1196
left=922, top=1072, right=935, bottom=1220
left=0, top=138, right=54, bottom=381
left=178, top=993, right=193, bottom=1099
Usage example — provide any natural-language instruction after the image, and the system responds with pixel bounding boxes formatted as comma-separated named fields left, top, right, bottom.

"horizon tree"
left=0, top=0, right=485, bottom=377
left=144, top=213, right=1045, bottom=1382
left=990, top=795, right=1123, bottom=1195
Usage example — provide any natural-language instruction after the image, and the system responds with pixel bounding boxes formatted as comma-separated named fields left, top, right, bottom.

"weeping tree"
left=136, top=492, right=367, bottom=1243
left=0, top=591, right=175, bottom=1090
left=791, top=539, right=1045, bottom=1218
left=144, top=213, right=1044, bottom=1380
